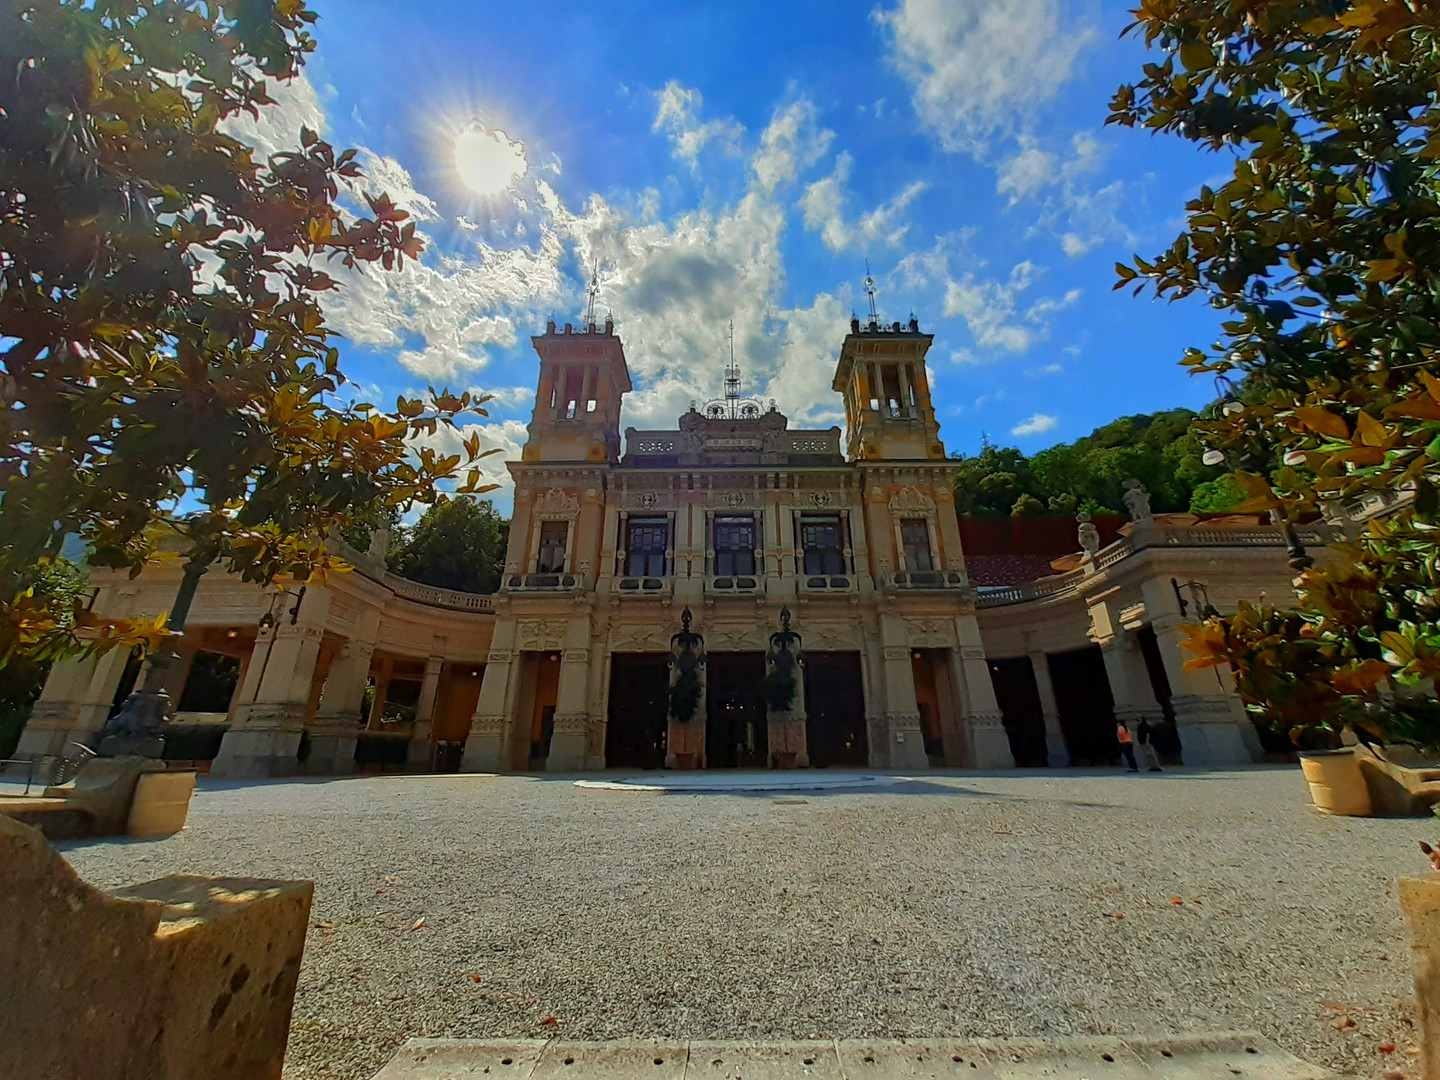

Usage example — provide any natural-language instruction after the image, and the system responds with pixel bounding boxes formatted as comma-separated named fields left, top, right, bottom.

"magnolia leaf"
left=1294, top=407, right=1349, bottom=440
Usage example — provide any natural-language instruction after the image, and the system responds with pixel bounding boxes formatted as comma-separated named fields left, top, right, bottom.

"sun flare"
left=452, top=126, right=527, bottom=196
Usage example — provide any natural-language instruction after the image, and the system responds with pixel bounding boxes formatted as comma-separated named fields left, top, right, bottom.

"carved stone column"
left=956, top=614, right=1010, bottom=769
left=879, top=614, right=927, bottom=770
left=1028, top=650, right=1069, bottom=767
left=212, top=587, right=332, bottom=778
left=462, top=618, right=519, bottom=772
left=307, top=638, right=374, bottom=775
left=407, top=652, right=446, bottom=771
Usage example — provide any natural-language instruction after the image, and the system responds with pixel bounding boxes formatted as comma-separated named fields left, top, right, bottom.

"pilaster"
left=548, top=616, right=594, bottom=771
left=955, top=614, right=1010, bottom=769
left=879, top=614, right=927, bottom=770
left=462, top=618, right=519, bottom=772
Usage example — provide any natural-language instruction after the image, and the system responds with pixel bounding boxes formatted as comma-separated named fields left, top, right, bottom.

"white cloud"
left=799, top=153, right=929, bottom=252
left=412, top=418, right=529, bottom=512
left=219, top=71, right=327, bottom=160
left=997, top=132, right=1131, bottom=257
left=942, top=260, right=1075, bottom=354
left=752, top=99, right=834, bottom=194
left=1011, top=412, right=1058, bottom=436
left=873, top=0, right=1094, bottom=155
left=651, top=80, right=745, bottom=167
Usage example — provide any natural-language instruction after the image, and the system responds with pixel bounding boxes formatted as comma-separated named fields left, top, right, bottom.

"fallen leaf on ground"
left=1378, top=1043, right=1396, bottom=1053
left=1113, top=913, right=1125, bottom=920
left=384, top=876, right=397, bottom=883
left=410, top=917, right=425, bottom=931
left=1169, top=897, right=1183, bottom=905
left=994, top=830, right=1012, bottom=835
left=540, top=1016, right=559, bottom=1026
left=1330, top=1016, right=1355, bottom=1030
left=469, top=974, right=482, bottom=983
left=376, top=888, right=386, bottom=894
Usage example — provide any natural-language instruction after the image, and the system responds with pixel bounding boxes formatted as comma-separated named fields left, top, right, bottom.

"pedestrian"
left=1116, top=719, right=1138, bottom=772
left=1136, top=718, right=1163, bottom=772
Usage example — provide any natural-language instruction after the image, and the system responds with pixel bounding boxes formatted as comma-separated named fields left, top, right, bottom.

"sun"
left=452, top=126, right=527, bottom=197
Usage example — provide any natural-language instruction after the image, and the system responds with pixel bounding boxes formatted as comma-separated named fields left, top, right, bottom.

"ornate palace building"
left=17, top=313, right=1325, bottom=777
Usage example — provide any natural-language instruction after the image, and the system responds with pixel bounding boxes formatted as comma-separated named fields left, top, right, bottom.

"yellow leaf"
left=1353, top=410, right=1391, bottom=447
left=1294, top=406, right=1349, bottom=440
left=1330, top=659, right=1391, bottom=696
left=1365, top=259, right=1403, bottom=283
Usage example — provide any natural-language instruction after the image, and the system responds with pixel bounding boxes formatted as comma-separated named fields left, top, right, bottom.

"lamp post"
left=1202, top=387, right=1313, bottom=574
left=98, top=557, right=209, bottom=757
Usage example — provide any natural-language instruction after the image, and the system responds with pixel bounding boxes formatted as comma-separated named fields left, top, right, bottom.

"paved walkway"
left=57, top=769, right=1424, bottom=1080
left=372, top=1034, right=1336, bottom=1078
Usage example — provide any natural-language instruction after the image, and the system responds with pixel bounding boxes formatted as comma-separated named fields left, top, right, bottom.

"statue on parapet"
left=1122, top=479, right=1152, bottom=522
left=1077, top=512, right=1101, bottom=558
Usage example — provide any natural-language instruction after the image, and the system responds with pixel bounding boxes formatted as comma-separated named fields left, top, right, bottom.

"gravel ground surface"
left=60, top=768, right=1424, bottom=1080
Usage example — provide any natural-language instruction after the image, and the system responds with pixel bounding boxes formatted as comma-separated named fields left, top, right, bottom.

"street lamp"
left=1202, top=384, right=1314, bottom=574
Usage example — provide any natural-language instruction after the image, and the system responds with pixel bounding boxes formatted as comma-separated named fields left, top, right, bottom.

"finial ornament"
left=702, top=319, right=763, bottom=420
left=863, top=259, right=878, bottom=324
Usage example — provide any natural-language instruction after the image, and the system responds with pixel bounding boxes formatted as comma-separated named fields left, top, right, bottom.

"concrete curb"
left=371, top=1033, right=1338, bottom=1078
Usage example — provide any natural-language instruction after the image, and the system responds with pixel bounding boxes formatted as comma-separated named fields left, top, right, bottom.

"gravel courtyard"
left=61, top=768, right=1424, bottom=1080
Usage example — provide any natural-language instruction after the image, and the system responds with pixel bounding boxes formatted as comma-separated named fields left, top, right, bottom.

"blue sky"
left=230, top=0, right=1232, bottom=509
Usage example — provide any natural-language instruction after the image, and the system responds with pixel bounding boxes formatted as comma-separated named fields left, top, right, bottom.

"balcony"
left=616, top=576, right=670, bottom=595
left=706, top=575, right=762, bottom=595
left=799, top=574, right=853, bottom=593
left=506, top=573, right=580, bottom=591
left=890, top=570, right=967, bottom=590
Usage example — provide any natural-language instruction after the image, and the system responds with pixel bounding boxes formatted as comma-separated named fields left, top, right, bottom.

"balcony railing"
left=505, top=573, right=580, bottom=591
left=799, top=574, right=853, bottom=592
left=707, top=575, right=761, bottom=594
left=383, top=574, right=497, bottom=613
left=890, top=570, right=967, bottom=589
left=974, top=525, right=1328, bottom=609
left=616, top=576, right=670, bottom=594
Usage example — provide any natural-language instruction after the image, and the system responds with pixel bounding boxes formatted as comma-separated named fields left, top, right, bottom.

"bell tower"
left=833, top=308, right=945, bottom=462
left=522, top=314, right=632, bottom=463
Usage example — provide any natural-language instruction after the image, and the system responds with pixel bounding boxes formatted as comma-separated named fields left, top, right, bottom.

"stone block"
left=127, top=770, right=197, bottom=837
left=0, top=815, right=312, bottom=1080
left=44, top=754, right=164, bottom=836
left=1400, top=873, right=1440, bottom=1080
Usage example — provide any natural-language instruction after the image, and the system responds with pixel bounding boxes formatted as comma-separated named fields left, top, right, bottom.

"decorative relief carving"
left=516, top=619, right=568, bottom=650
left=882, top=646, right=910, bottom=661
left=904, top=617, right=955, bottom=647
left=534, top=488, right=580, bottom=519
left=805, top=623, right=859, bottom=650
left=470, top=714, right=507, bottom=735
left=623, top=491, right=674, bottom=511
left=960, top=645, right=987, bottom=660
left=610, top=626, right=666, bottom=652
left=706, top=625, right=766, bottom=651
left=889, top=486, right=936, bottom=515
left=486, top=650, right=512, bottom=665
left=552, top=713, right=589, bottom=735
left=562, top=648, right=591, bottom=664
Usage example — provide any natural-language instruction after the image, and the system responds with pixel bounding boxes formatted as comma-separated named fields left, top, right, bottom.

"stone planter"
left=1299, top=748, right=1372, bottom=816
left=1399, top=873, right=1440, bottom=1080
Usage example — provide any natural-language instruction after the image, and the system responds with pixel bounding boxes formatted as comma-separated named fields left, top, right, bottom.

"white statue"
left=1122, top=479, right=1152, bottom=522
left=366, top=523, right=391, bottom=563
left=1076, top=513, right=1100, bottom=557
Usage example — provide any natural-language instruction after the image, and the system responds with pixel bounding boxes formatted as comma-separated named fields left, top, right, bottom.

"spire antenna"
left=724, top=318, right=741, bottom=417
left=585, top=265, right=600, bottom=328
left=863, top=259, right=878, bottom=326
